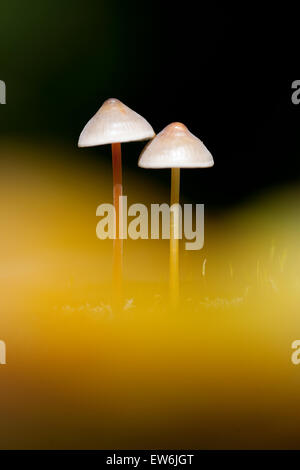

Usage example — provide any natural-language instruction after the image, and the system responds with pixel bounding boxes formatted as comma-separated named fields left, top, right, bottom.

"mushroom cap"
left=78, top=98, right=155, bottom=147
left=138, top=122, right=214, bottom=169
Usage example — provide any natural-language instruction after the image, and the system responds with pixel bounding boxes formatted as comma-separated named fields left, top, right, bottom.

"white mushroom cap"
left=78, top=98, right=155, bottom=147
left=138, top=122, right=214, bottom=169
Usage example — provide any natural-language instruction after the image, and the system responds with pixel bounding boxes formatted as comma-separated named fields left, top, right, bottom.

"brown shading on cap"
left=78, top=98, right=155, bottom=147
left=138, top=122, right=214, bottom=169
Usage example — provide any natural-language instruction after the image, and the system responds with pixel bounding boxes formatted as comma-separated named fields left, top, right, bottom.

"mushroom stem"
left=170, top=167, right=180, bottom=310
left=112, top=142, right=123, bottom=309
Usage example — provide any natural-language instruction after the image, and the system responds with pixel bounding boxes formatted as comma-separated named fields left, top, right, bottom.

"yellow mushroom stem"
left=170, top=167, right=180, bottom=309
left=112, top=142, right=123, bottom=310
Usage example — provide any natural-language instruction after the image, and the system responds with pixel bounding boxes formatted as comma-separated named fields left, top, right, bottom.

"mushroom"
left=78, top=98, right=155, bottom=309
left=138, top=122, right=214, bottom=309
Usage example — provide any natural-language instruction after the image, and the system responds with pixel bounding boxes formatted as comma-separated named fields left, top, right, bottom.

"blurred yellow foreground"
left=1, top=142, right=300, bottom=449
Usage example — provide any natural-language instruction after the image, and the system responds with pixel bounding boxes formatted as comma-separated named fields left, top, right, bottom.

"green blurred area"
left=0, top=1, right=224, bottom=139
left=0, top=0, right=121, bottom=135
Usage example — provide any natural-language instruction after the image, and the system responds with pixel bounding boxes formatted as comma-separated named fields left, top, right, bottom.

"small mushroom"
left=79, top=98, right=155, bottom=309
left=138, top=122, right=214, bottom=309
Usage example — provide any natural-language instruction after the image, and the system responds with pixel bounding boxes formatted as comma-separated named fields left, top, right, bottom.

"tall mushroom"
left=78, top=98, right=155, bottom=309
left=138, top=122, right=214, bottom=309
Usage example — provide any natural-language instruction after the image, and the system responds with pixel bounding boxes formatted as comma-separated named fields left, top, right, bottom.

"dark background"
left=0, top=1, right=299, bottom=208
